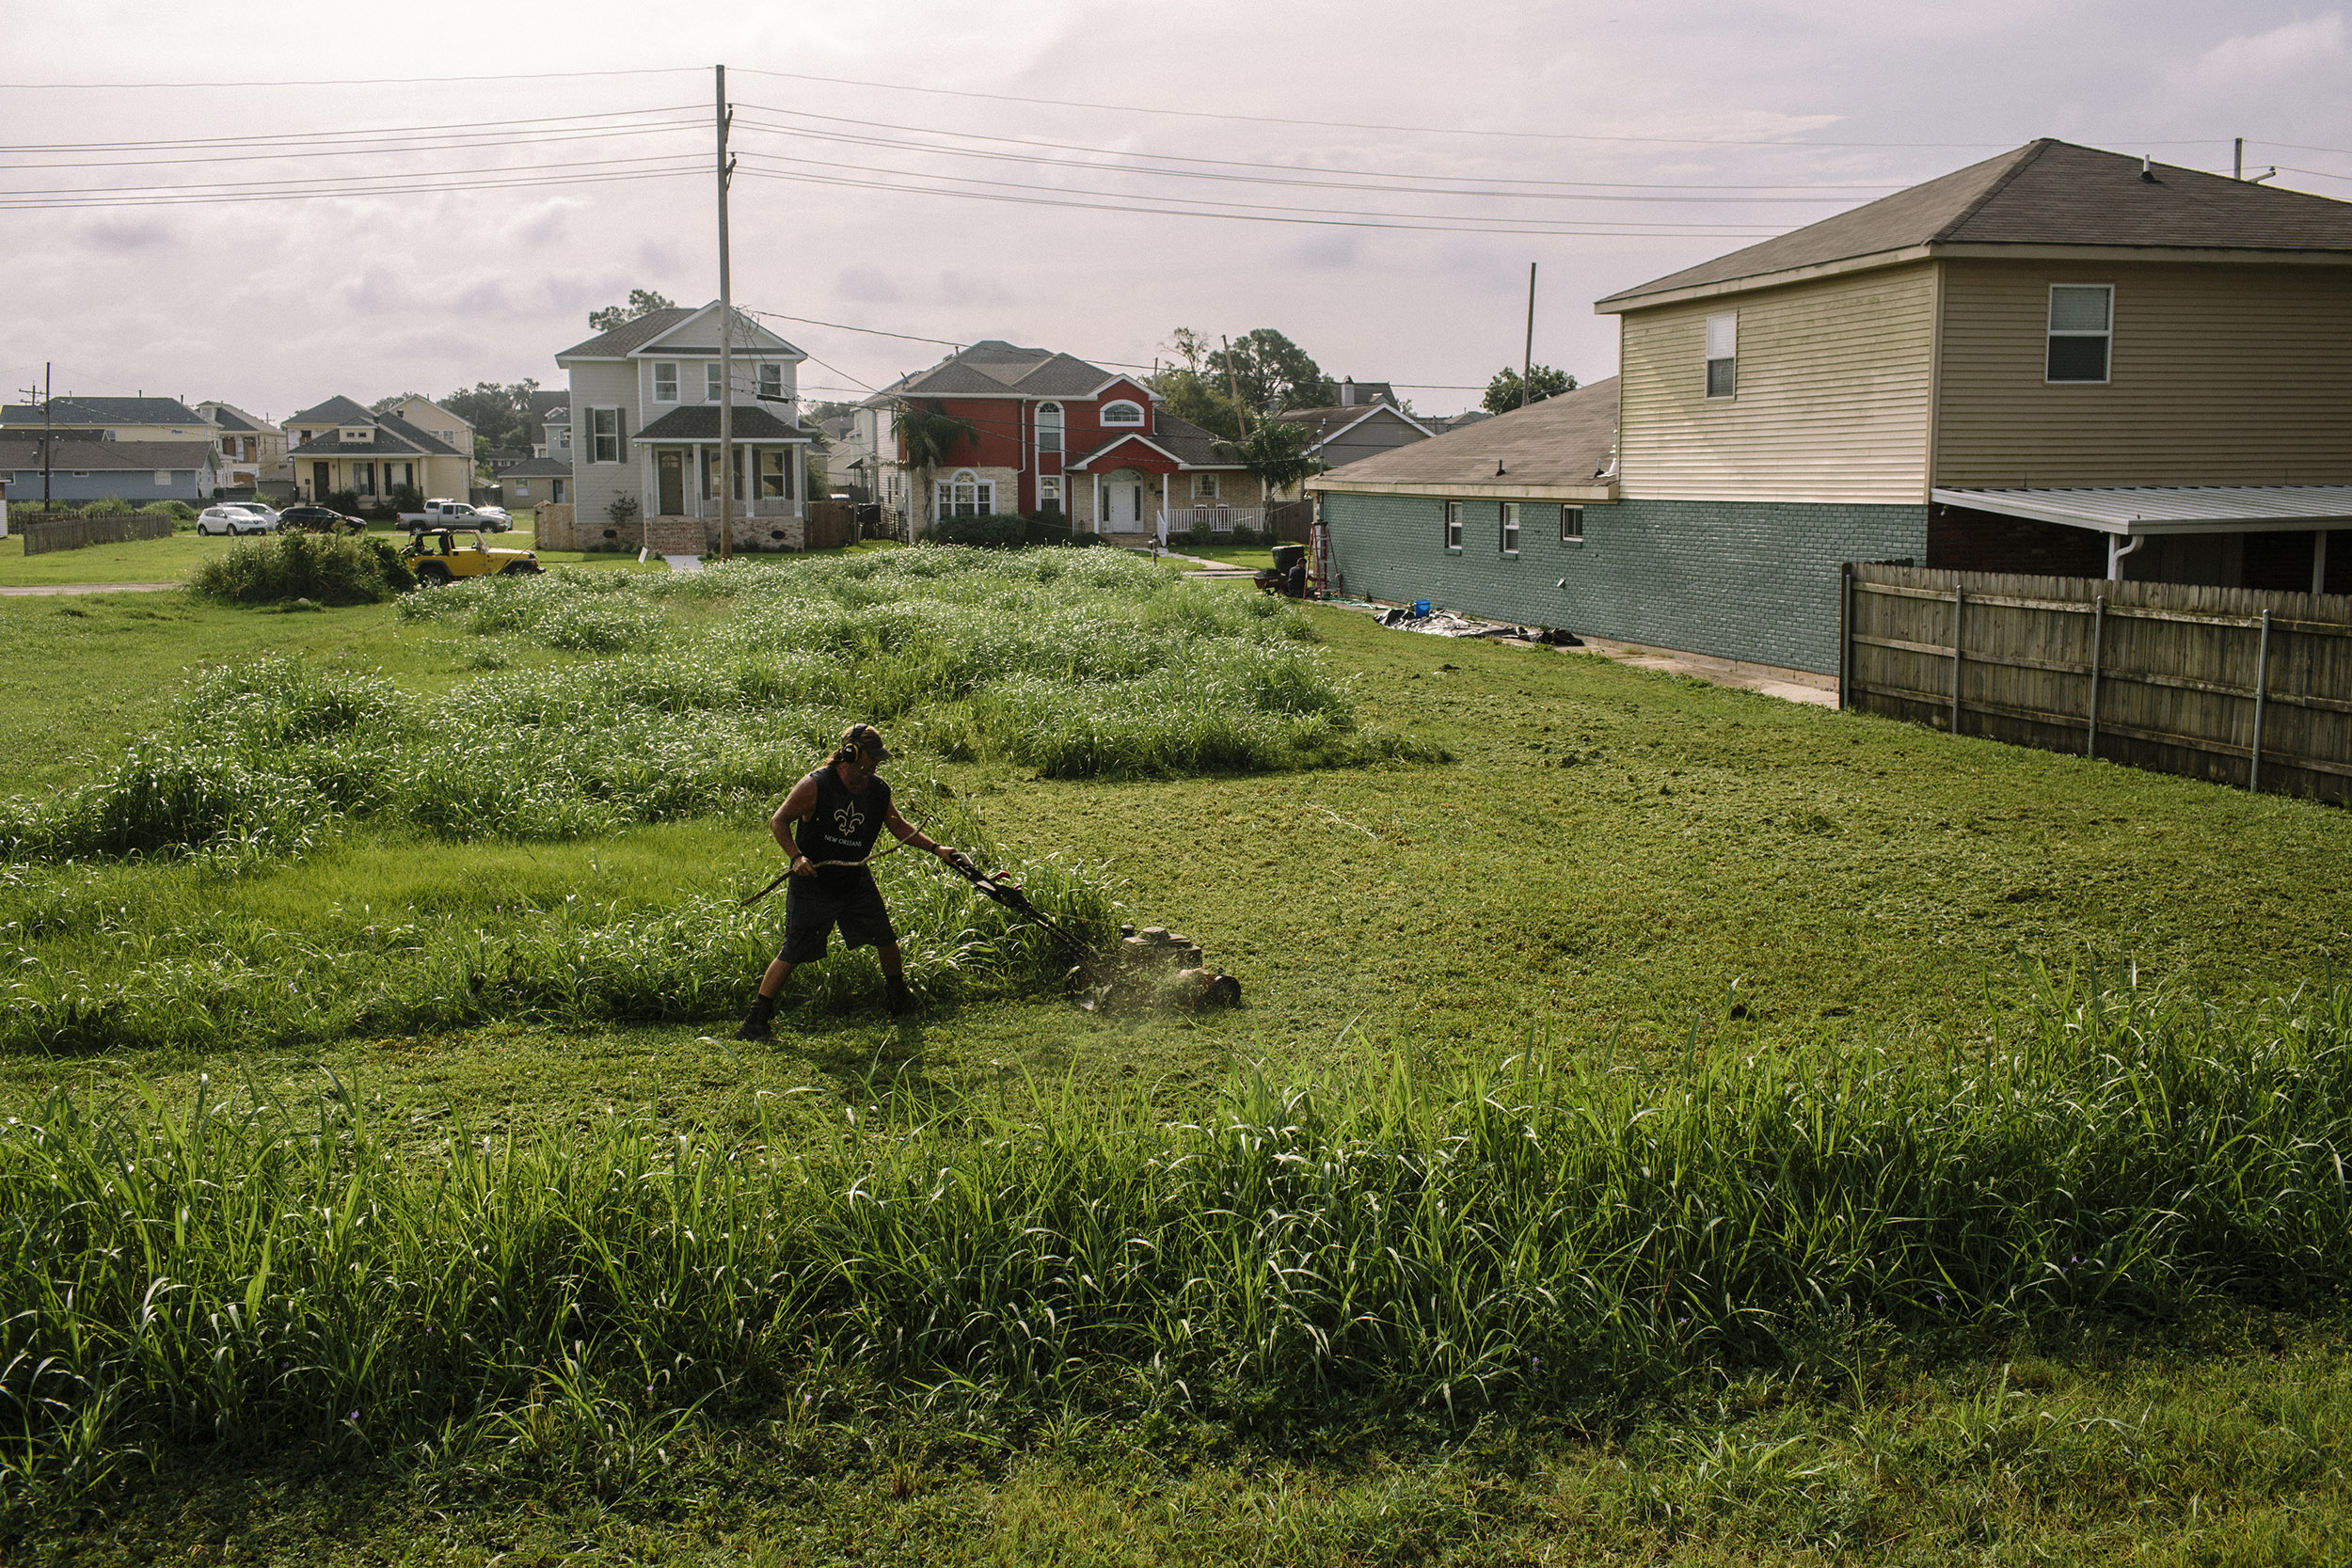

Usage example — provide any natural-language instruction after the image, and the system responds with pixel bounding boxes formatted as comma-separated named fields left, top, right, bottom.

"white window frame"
left=1705, top=312, right=1738, bottom=399
left=757, top=449, right=790, bottom=499
left=1039, top=476, right=1062, bottom=511
left=512, top=480, right=532, bottom=498
left=1501, top=501, right=1520, bottom=556
left=1193, top=472, right=1219, bottom=500
left=1037, top=401, right=1063, bottom=454
left=1444, top=499, right=1463, bottom=551
left=935, top=467, right=994, bottom=518
left=153, top=469, right=171, bottom=485
left=1560, top=505, right=1584, bottom=544
left=2046, top=284, right=2114, bottom=385
left=757, top=363, right=783, bottom=400
left=652, top=363, right=679, bottom=403
left=706, top=363, right=723, bottom=402
left=1100, top=399, right=1144, bottom=427
left=589, top=407, right=621, bottom=464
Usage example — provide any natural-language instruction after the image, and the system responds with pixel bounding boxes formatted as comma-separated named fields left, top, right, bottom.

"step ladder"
left=1308, top=517, right=1337, bottom=599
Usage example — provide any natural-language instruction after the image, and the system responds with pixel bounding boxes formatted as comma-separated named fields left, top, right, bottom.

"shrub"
left=1228, top=525, right=1261, bottom=546
left=86, top=495, right=132, bottom=516
left=1185, top=521, right=1215, bottom=546
left=325, top=489, right=361, bottom=515
left=934, top=513, right=1029, bottom=547
left=389, top=482, right=423, bottom=515
left=187, top=531, right=416, bottom=608
left=1026, top=514, right=1073, bottom=546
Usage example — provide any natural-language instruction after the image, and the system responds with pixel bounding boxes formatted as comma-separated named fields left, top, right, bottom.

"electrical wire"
left=729, top=67, right=2217, bottom=151
left=12, top=120, right=706, bottom=172
left=730, top=103, right=1910, bottom=194
left=732, top=156, right=1784, bottom=238
left=0, top=103, right=704, bottom=154
left=0, top=164, right=694, bottom=212
left=0, top=67, right=706, bottom=89
left=5, top=150, right=702, bottom=200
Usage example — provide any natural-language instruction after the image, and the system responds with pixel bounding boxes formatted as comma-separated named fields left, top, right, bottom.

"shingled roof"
left=632, top=405, right=814, bottom=441
left=0, top=438, right=219, bottom=471
left=1597, top=140, right=2352, bottom=309
left=885, top=341, right=1126, bottom=399
left=286, top=409, right=463, bottom=459
left=288, top=395, right=376, bottom=425
left=1274, top=403, right=1432, bottom=449
left=1, top=396, right=205, bottom=426
left=555, top=308, right=700, bottom=359
left=1310, top=378, right=1618, bottom=492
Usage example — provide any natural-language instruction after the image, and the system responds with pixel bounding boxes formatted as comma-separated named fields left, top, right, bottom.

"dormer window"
left=338, top=426, right=370, bottom=442
left=1101, top=400, right=1144, bottom=426
left=653, top=363, right=679, bottom=403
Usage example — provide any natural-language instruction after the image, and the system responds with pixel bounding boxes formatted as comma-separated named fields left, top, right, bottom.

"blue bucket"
left=1412, top=599, right=1431, bottom=616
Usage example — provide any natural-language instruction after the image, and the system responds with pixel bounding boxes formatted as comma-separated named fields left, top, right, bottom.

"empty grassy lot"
left=3, top=552, right=2349, bottom=1563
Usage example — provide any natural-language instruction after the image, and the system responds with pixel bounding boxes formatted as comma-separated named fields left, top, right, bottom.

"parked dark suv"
left=276, top=505, right=366, bottom=534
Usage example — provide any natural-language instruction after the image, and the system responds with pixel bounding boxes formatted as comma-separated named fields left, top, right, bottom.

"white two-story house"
left=554, top=303, right=816, bottom=550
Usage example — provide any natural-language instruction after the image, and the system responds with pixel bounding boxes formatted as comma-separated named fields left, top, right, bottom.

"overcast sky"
left=6, top=0, right=2351, bottom=424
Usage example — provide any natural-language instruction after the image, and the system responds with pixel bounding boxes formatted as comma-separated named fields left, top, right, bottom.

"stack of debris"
left=1074, top=924, right=1244, bottom=1012
left=1374, top=604, right=1581, bottom=643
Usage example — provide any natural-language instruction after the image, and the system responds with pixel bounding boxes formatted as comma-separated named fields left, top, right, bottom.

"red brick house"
left=875, top=341, right=1264, bottom=540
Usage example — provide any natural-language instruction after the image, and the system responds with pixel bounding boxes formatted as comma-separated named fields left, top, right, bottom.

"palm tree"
left=895, top=399, right=979, bottom=541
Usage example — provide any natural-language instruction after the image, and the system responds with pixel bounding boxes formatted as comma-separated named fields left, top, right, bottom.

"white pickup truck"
left=398, top=498, right=513, bottom=532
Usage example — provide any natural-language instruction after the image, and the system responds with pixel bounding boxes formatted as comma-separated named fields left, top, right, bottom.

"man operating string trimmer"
left=736, top=722, right=969, bottom=1038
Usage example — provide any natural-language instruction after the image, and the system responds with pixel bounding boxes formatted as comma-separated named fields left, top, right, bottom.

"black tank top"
left=795, top=765, right=892, bottom=884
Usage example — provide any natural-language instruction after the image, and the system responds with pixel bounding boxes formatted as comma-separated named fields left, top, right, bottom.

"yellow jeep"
left=402, top=528, right=541, bottom=585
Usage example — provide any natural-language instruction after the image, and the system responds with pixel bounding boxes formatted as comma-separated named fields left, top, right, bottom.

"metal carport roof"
left=1931, top=485, right=2352, bottom=536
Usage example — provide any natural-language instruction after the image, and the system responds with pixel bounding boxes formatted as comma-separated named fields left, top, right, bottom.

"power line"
left=732, top=103, right=1911, bottom=193
left=0, top=103, right=703, bottom=154
left=10, top=121, right=707, bottom=174
left=743, top=310, right=966, bottom=348
left=0, top=67, right=706, bottom=89
left=730, top=67, right=2216, bottom=151
left=732, top=156, right=1784, bottom=237
left=5, top=150, right=702, bottom=201
left=0, top=165, right=694, bottom=212
left=730, top=114, right=1887, bottom=207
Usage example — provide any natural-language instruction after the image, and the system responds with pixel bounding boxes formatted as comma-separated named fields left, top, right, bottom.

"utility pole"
left=2234, top=137, right=2244, bottom=180
left=19, top=365, right=54, bottom=505
left=1220, top=335, right=1249, bottom=436
left=715, top=63, right=736, bottom=563
left=1521, top=262, right=1537, bottom=410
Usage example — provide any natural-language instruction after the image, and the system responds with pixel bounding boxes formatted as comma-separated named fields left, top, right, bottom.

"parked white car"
left=226, top=501, right=281, bottom=528
left=197, top=505, right=274, bottom=536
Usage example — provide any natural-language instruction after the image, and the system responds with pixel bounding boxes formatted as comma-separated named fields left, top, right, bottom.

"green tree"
left=1206, top=329, right=1338, bottom=419
left=1213, top=420, right=1324, bottom=499
left=1483, top=364, right=1576, bottom=415
left=896, top=399, right=979, bottom=539
left=437, top=381, right=542, bottom=456
left=1147, top=367, right=1244, bottom=441
left=587, top=288, right=677, bottom=333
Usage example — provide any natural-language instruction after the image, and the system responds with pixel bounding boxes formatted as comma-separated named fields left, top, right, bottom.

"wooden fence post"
left=2250, top=608, right=2272, bottom=792
left=1949, top=585, right=1965, bottom=734
left=1838, top=562, right=1853, bottom=712
left=2085, top=594, right=2106, bottom=757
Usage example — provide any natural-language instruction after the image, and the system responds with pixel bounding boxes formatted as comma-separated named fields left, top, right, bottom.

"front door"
left=1105, top=470, right=1146, bottom=531
left=657, top=451, right=683, bottom=516
left=311, top=462, right=330, bottom=499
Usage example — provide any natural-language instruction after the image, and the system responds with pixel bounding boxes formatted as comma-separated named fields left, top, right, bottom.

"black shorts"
left=779, top=871, right=897, bottom=963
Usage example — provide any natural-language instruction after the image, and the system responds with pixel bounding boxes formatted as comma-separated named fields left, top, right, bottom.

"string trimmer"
left=738, top=846, right=1097, bottom=967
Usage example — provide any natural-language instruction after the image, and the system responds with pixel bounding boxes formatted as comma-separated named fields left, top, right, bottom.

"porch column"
left=691, top=443, right=703, bottom=517
left=2317, top=531, right=2331, bottom=596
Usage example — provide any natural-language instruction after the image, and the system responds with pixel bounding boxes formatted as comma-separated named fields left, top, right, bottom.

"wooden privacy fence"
left=1842, top=563, right=2352, bottom=802
left=22, top=515, right=174, bottom=556
left=803, top=501, right=855, bottom=550
left=1267, top=499, right=1315, bottom=544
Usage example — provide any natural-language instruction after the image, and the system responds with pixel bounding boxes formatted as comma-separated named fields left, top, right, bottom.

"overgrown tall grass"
left=188, top=531, right=415, bottom=606
left=0, top=828, right=1116, bottom=1054
left=5, top=974, right=2346, bottom=1499
left=1, top=550, right=1416, bottom=866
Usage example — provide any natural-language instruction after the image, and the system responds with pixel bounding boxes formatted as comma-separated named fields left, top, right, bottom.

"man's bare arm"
left=771, top=775, right=821, bottom=853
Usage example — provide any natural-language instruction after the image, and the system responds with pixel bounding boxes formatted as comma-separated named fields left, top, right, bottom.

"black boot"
left=737, top=993, right=777, bottom=1040
left=885, top=979, right=916, bottom=1017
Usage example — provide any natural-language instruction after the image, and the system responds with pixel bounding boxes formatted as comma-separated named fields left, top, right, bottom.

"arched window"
left=1100, top=399, right=1144, bottom=427
left=1037, top=402, right=1063, bottom=454
left=935, top=467, right=995, bottom=518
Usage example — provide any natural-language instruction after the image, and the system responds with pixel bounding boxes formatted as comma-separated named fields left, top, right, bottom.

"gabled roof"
left=0, top=438, right=220, bottom=470
left=288, top=394, right=376, bottom=425
left=556, top=307, right=697, bottom=359
left=501, top=456, right=575, bottom=478
left=376, top=411, right=464, bottom=455
left=1067, top=412, right=1247, bottom=470
left=203, top=402, right=262, bottom=432
left=1598, top=139, right=2352, bottom=309
left=885, top=340, right=1136, bottom=399
left=1310, top=376, right=1618, bottom=492
left=632, top=304, right=803, bottom=358
left=632, top=405, right=814, bottom=441
left=1, top=395, right=205, bottom=427
left=1273, top=402, right=1433, bottom=449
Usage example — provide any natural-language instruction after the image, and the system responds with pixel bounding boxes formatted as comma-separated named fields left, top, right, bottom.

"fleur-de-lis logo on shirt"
left=833, top=801, right=866, bottom=838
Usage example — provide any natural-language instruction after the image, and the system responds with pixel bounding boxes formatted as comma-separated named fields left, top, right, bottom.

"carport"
left=1931, top=484, right=2352, bottom=593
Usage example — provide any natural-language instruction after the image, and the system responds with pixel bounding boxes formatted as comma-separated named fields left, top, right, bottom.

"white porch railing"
left=1160, top=505, right=1264, bottom=535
